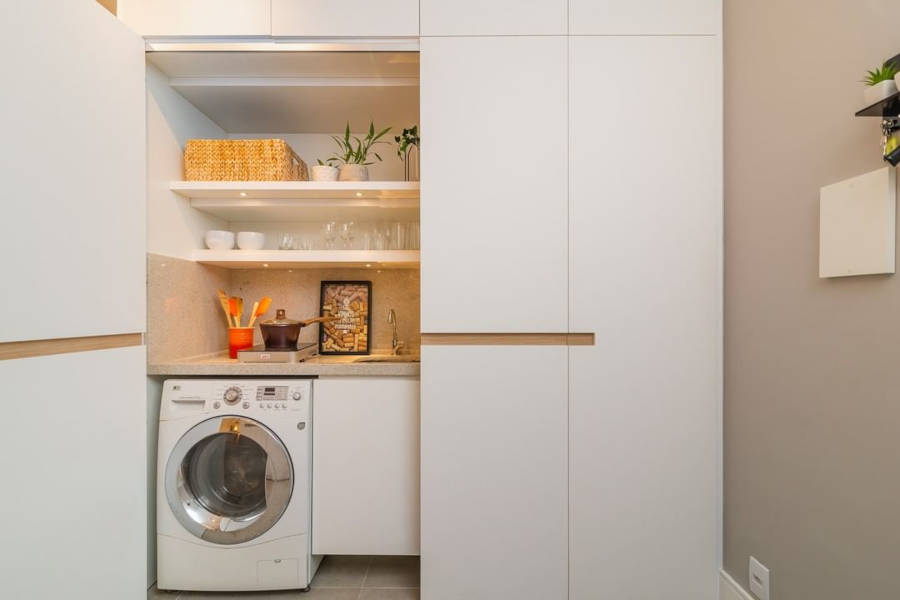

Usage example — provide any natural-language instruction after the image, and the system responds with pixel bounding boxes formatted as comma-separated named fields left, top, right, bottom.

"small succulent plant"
left=862, top=62, right=899, bottom=86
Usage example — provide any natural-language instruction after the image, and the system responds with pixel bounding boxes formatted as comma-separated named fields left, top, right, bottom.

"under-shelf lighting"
left=263, top=263, right=269, bottom=268
left=356, top=192, right=363, bottom=197
left=239, top=192, right=247, bottom=197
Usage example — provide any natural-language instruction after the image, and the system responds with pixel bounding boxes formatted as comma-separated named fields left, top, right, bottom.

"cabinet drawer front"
left=272, top=0, right=419, bottom=37
left=118, top=0, right=272, bottom=36
left=420, top=36, right=568, bottom=333
left=421, top=0, right=566, bottom=36
left=571, top=0, right=721, bottom=35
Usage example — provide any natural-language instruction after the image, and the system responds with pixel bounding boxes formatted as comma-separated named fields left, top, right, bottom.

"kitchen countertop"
left=147, top=351, right=420, bottom=377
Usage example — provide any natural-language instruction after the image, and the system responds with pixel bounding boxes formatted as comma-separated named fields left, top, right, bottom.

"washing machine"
left=157, top=379, right=320, bottom=592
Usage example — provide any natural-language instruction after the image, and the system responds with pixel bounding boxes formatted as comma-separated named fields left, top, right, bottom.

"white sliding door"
left=569, top=35, right=721, bottom=600
left=0, top=2, right=146, bottom=343
left=421, top=345, right=568, bottom=600
left=0, top=4, right=148, bottom=598
left=420, top=36, right=568, bottom=333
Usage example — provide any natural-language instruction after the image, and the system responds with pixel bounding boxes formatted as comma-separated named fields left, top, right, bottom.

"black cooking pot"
left=259, top=309, right=332, bottom=350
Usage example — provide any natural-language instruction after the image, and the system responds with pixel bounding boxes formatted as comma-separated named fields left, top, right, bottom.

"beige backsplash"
left=148, top=254, right=420, bottom=361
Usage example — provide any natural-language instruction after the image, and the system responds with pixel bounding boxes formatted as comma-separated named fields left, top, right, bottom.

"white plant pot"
left=311, top=165, right=339, bottom=181
left=864, top=79, right=898, bottom=105
left=338, top=164, right=369, bottom=182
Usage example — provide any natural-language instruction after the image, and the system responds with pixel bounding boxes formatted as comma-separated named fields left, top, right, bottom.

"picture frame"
left=318, top=281, right=372, bottom=355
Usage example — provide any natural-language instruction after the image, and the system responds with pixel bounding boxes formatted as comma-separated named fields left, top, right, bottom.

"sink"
left=352, top=355, right=420, bottom=363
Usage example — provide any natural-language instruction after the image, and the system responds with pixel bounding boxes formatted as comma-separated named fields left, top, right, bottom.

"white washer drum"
left=165, top=415, right=293, bottom=545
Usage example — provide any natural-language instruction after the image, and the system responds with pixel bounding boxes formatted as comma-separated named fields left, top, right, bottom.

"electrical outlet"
left=749, top=556, right=770, bottom=600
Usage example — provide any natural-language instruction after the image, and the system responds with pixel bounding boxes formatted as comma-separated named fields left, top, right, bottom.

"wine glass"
left=322, top=221, right=337, bottom=249
left=339, top=222, right=355, bottom=249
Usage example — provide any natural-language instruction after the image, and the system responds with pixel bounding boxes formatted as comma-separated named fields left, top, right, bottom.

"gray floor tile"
left=311, top=556, right=372, bottom=588
left=149, top=584, right=181, bottom=599
left=178, top=591, right=312, bottom=599
left=362, top=557, right=420, bottom=589
left=358, top=589, right=419, bottom=600
left=302, top=589, right=362, bottom=600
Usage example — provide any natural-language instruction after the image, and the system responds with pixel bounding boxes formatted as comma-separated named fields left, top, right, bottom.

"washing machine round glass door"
left=165, top=416, right=293, bottom=545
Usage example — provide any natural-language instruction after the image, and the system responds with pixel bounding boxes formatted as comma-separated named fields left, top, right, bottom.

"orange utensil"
left=235, top=297, right=244, bottom=327
left=247, top=296, right=272, bottom=328
left=228, top=297, right=239, bottom=328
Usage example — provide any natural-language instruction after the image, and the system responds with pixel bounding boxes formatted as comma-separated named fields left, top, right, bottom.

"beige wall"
left=725, top=1, right=900, bottom=598
left=148, top=254, right=420, bottom=361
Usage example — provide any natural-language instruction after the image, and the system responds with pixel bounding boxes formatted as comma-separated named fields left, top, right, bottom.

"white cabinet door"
left=421, top=0, right=566, bottom=35
left=272, top=0, right=418, bottom=37
left=118, top=0, right=271, bottom=36
left=312, top=377, right=420, bottom=555
left=420, top=37, right=568, bottom=333
left=0, top=2, right=145, bottom=343
left=570, top=36, right=721, bottom=600
left=571, top=0, right=720, bottom=35
left=421, top=346, right=567, bottom=600
left=0, top=346, right=147, bottom=599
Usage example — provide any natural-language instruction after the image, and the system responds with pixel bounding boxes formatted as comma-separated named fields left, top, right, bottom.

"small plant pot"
left=311, top=165, right=339, bottom=181
left=339, top=164, right=369, bottom=182
left=864, top=79, right=898, bottom=105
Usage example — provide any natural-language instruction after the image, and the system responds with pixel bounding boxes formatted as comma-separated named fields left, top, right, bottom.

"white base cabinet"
left=420, top=346, right=568, bottom=600
left=312, top=377, right=420, bottom=556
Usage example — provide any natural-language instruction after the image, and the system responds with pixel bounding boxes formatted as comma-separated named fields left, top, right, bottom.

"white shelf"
left=191, top=249, right=420, bottom=269
left=172, top=181, right=420, bottom=222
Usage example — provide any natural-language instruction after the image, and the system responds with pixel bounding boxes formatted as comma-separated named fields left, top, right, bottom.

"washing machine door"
left=165, top=416, right=293, bottom=545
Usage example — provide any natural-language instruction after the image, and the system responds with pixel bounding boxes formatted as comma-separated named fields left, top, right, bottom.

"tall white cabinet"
left=420, top=2, right=722, bottom=600
left=0, top=3, right=147, bottom=599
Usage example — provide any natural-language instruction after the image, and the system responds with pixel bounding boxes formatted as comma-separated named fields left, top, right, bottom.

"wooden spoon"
left=216, top=289, right=231, bottom=326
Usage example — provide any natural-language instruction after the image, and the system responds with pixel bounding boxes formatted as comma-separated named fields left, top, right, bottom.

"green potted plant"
left=311, top=158, right=339, bottom=182
left=329, top=121, right=391, bottom=181
left=862, top=61, right=899, bottom=105
left=394, top=125, right=420, bottom=181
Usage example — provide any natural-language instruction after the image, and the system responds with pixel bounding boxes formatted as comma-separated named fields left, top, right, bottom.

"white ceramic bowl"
left=204, top=230, right=235, bottom=250
left=237, top=231, right=266, bottom=250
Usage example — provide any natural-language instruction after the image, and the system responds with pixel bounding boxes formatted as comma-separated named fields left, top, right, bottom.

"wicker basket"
left=183, top=139, right=309, bottom=181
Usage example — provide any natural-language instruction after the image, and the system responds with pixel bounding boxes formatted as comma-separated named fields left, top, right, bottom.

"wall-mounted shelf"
left=171, top=181, right=420, bottom=222
left=191, top=249, right=420, bottom=269
left=855, top=91, right=900, bottom=117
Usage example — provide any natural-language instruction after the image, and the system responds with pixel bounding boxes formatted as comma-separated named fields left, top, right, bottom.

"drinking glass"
left=322, top=221, right=337, bottom=249
left=278, top=232, right=295, bottom=250
left=407, top=222, right=420, bottom=250
left=392, top=222, right=407, bottom=250
left=339, top=222, right=355, bottom=249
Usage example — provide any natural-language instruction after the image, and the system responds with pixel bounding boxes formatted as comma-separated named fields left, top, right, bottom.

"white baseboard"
left=720, top=569, right=755, bottom=600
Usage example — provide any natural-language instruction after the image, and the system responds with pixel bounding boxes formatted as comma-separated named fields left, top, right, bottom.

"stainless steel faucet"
left=387, top=308, right=404, bottom=355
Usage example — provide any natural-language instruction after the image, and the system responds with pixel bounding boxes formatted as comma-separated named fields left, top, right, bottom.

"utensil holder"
left=228, top=327, right=255, bottom=359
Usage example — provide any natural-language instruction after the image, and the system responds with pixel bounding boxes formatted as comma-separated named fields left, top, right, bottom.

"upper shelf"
left=171, top=181, right=420, bottom=222
left=148, top=51, right=419, bottom=133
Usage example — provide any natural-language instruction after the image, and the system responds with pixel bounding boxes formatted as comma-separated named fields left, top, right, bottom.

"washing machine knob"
left=223, top=386, right=242, bottom=404
left=292, top=391, right=302, bottom=401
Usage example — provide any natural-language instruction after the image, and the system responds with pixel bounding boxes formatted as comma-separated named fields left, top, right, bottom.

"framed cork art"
left=318, top=281, right=372, bottom=355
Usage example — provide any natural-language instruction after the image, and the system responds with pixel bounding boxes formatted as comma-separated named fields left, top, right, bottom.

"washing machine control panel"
left=223, top=386, right=242, bottom=404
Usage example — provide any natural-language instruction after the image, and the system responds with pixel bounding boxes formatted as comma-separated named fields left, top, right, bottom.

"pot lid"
left=260, top=308, right=299, bottom=326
